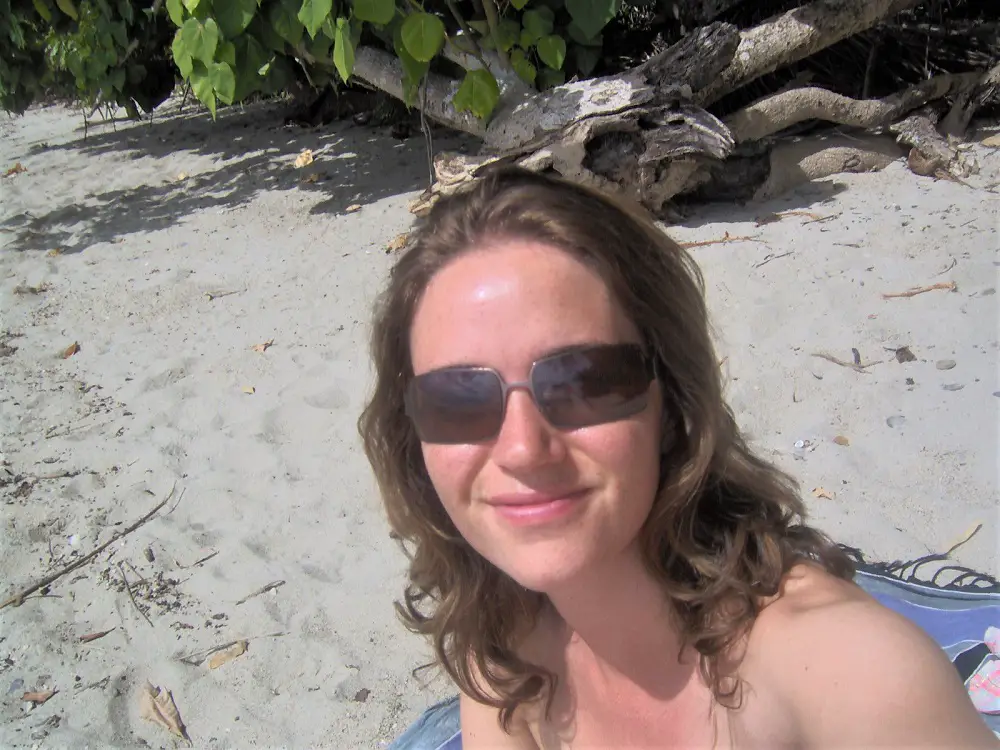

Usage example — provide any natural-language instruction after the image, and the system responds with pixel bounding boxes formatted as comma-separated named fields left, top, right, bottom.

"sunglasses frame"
left=405, top=343, right=658, bottom=444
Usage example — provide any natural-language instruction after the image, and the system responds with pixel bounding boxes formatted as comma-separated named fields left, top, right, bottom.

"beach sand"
left=1, top=98, right=997, bottom=747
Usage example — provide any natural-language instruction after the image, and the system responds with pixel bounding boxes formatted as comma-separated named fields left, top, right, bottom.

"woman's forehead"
left=409, top=241, right=639, bottom=374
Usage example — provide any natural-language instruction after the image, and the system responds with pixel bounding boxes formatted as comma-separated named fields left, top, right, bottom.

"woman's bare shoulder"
left=742, top=563, right=996, bottom=748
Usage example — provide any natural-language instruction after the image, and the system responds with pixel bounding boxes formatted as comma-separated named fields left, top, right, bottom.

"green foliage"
left=452, top=67, right=498, bottom=119
left=566, top=0, right=619, bottom=40
left=2, top=0, right=625, bottom=124
left=353, top=0, right=395, bottom=27
left=536, top=34, right=566, bottom=70
left=400, top=12, right=445, bottom=63
left=332, top=16, right=354, bottom=82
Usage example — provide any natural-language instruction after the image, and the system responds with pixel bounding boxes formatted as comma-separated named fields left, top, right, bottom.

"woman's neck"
left=544, top=546, right=695, bottom=698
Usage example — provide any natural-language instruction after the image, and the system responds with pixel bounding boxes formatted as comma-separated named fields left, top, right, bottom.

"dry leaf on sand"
left=293, top=149, right=314, bottom=168
left=833, top=435, right=850, bottom=446
left=175, top=171, right=189, bottom=181
left=302, top=172, right=319, bottom=184
left=251, top=339, right=274, bottom=353
left=61, top=342, right=80, bottom=359
left=80, top=628, right=115, bottom=643
left=208, top=640, right=248, bottom=669
left=47, top=248, right=62, bottom=257
left=386, top=233, right=409, bottom=252
left=139, top=682, right=189, bottom=740
left=982, top=134, right=1000, bottom=148
left=4, top=162, right=27, bottom=177
left=811, top=487, right=835, bottom=500
left=22, top=690, right=56, bottom=705
left=345, top=203, right=361, bottom=213
left=241, top=386, right=256, bottom=395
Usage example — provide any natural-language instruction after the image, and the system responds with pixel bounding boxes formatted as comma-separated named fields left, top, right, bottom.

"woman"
left=359, top=167, right=995, bottom=748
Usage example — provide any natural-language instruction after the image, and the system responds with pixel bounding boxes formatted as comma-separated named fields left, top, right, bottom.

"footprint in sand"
left=304, top=386, right=349, bottom=411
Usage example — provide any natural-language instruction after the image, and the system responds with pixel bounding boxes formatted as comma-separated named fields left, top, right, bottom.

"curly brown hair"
left=358, top=166, right=853, bottom=730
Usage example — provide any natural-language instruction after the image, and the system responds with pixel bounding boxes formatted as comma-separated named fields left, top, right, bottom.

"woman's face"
left=409, top=240, right=663, bottom=593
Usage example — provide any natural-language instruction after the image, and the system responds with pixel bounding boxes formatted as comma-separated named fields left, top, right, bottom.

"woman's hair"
left=358, top=166, right=853, bottom=728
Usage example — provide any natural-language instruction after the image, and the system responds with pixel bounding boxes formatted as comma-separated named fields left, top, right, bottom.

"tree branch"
left=725, top=70, right=985, bottom=142
left=697, top=0, right=925, bottom=105
left=352, top=46, right=485, bottom=138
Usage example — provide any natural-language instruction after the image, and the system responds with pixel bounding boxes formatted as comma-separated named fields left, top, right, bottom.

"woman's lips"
left=486, top=490, right=588, bottom=527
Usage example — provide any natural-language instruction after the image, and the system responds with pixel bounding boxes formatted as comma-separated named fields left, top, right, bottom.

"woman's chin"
left=494, top=550, right=593, bottom=594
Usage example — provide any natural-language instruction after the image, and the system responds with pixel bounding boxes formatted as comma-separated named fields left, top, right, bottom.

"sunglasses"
left=405, top=343, right=656, bottom=444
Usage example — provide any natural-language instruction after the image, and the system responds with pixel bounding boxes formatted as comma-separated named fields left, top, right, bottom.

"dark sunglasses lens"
left=532, top=344, right=652, bottom=428
left=407, top=368, right=504, bottom=444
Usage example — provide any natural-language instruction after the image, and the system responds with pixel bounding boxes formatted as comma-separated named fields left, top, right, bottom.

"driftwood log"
left=348, top=0, right=994, bottom=218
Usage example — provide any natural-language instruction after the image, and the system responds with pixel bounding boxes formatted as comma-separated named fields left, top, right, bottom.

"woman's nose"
left=490, top=387, right=566, bottom=470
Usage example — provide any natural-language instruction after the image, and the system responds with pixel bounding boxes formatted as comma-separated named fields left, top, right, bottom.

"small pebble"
left=886, top=415, right=906, bottom=428
left=942, top=383, right=965, bottom=391
left=935, top=359, right=957, bottom=370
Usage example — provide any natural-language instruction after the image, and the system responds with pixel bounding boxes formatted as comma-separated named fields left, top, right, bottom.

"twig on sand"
left=679, top=233, right=760, bottom=249
left=0, top=485, right=176, bottom=610
left=75, top=676, right=111, bottom=693
left=753, top=251, right=794, bottom=268
left=204, top=290, right=241, bottom=301
left=882, top=281, right=957, bottom=299
left=176, top=550, right=219, bottom=569
left=934, top=258, right=957, bottom=276
left=235, top=580, right=285, bottom=606
left=118, top=562, right=153, bottom=627
left=811, top=352, right=882, bottom=373
left=176, top=631, right=287, bottom=666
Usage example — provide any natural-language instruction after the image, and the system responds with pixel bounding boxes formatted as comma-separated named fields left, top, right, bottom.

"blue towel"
left=388, top=548, right=1000, bottom=749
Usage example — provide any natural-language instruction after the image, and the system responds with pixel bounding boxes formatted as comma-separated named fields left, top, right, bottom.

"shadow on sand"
left=2, top=98, right=473, bottom=255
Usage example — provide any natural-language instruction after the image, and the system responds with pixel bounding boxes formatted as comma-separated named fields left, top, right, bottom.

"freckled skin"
left=409, top=240, right=663, bottom=593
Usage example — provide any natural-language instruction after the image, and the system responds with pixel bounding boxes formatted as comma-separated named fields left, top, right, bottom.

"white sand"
left=1, top=99, right=997, bottom=747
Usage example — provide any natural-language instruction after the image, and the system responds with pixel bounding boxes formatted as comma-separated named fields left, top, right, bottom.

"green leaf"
left=165, top=0, right=185, bottom=26
left=536, top=34, right=565, bottom=69
left=215, top=0, right=257, bottom=38
left=467, top=20, right=488, bottom=35
left=250, top=14, right=288, bottom=52
left=55, top=0, right=77, bottom=20
left=190, top=61, right=217, bottom=117
left=109, top=68, right=125, bottom=91
left=31, top=0, right=52, bottom=23
left=218, top=40, right=237, bottom=68
left=118, top=0, right=134, bottom=24
left=401, top=12, right=445, bottom=63
left=523, top=7, right=554, bottom=38
left=510, top=47, right=536, bottom=85
left=210, top=61, right=236, bottom=103
left=298, top=0, right=333, bottom=39
left=231, top=34, right=269, bottom=99
left=392, top=21, right=427, bottom=106
left=269, top=0, right=305, bottom=47
left=171, top=28, right=194, bottom=77
left=495, top=18, right=519, bottom=51
left=452, top=68, right=499, bottom=120
left=567, top=21, right=602, bottom=46
left=565, top=0, right=618, bottom=40
left=538, top=65, right=564, bottom=89
left=182, top=0, right=200, bottom=13
left=353, top=0, right=395, bottom=25
left=179, top=17, right=220, bottom=64
left=510, top=0, right=529, bottom=8
left=573, top=43, right=599, bottom=75
left=331, top=17, right=354, bottom=81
